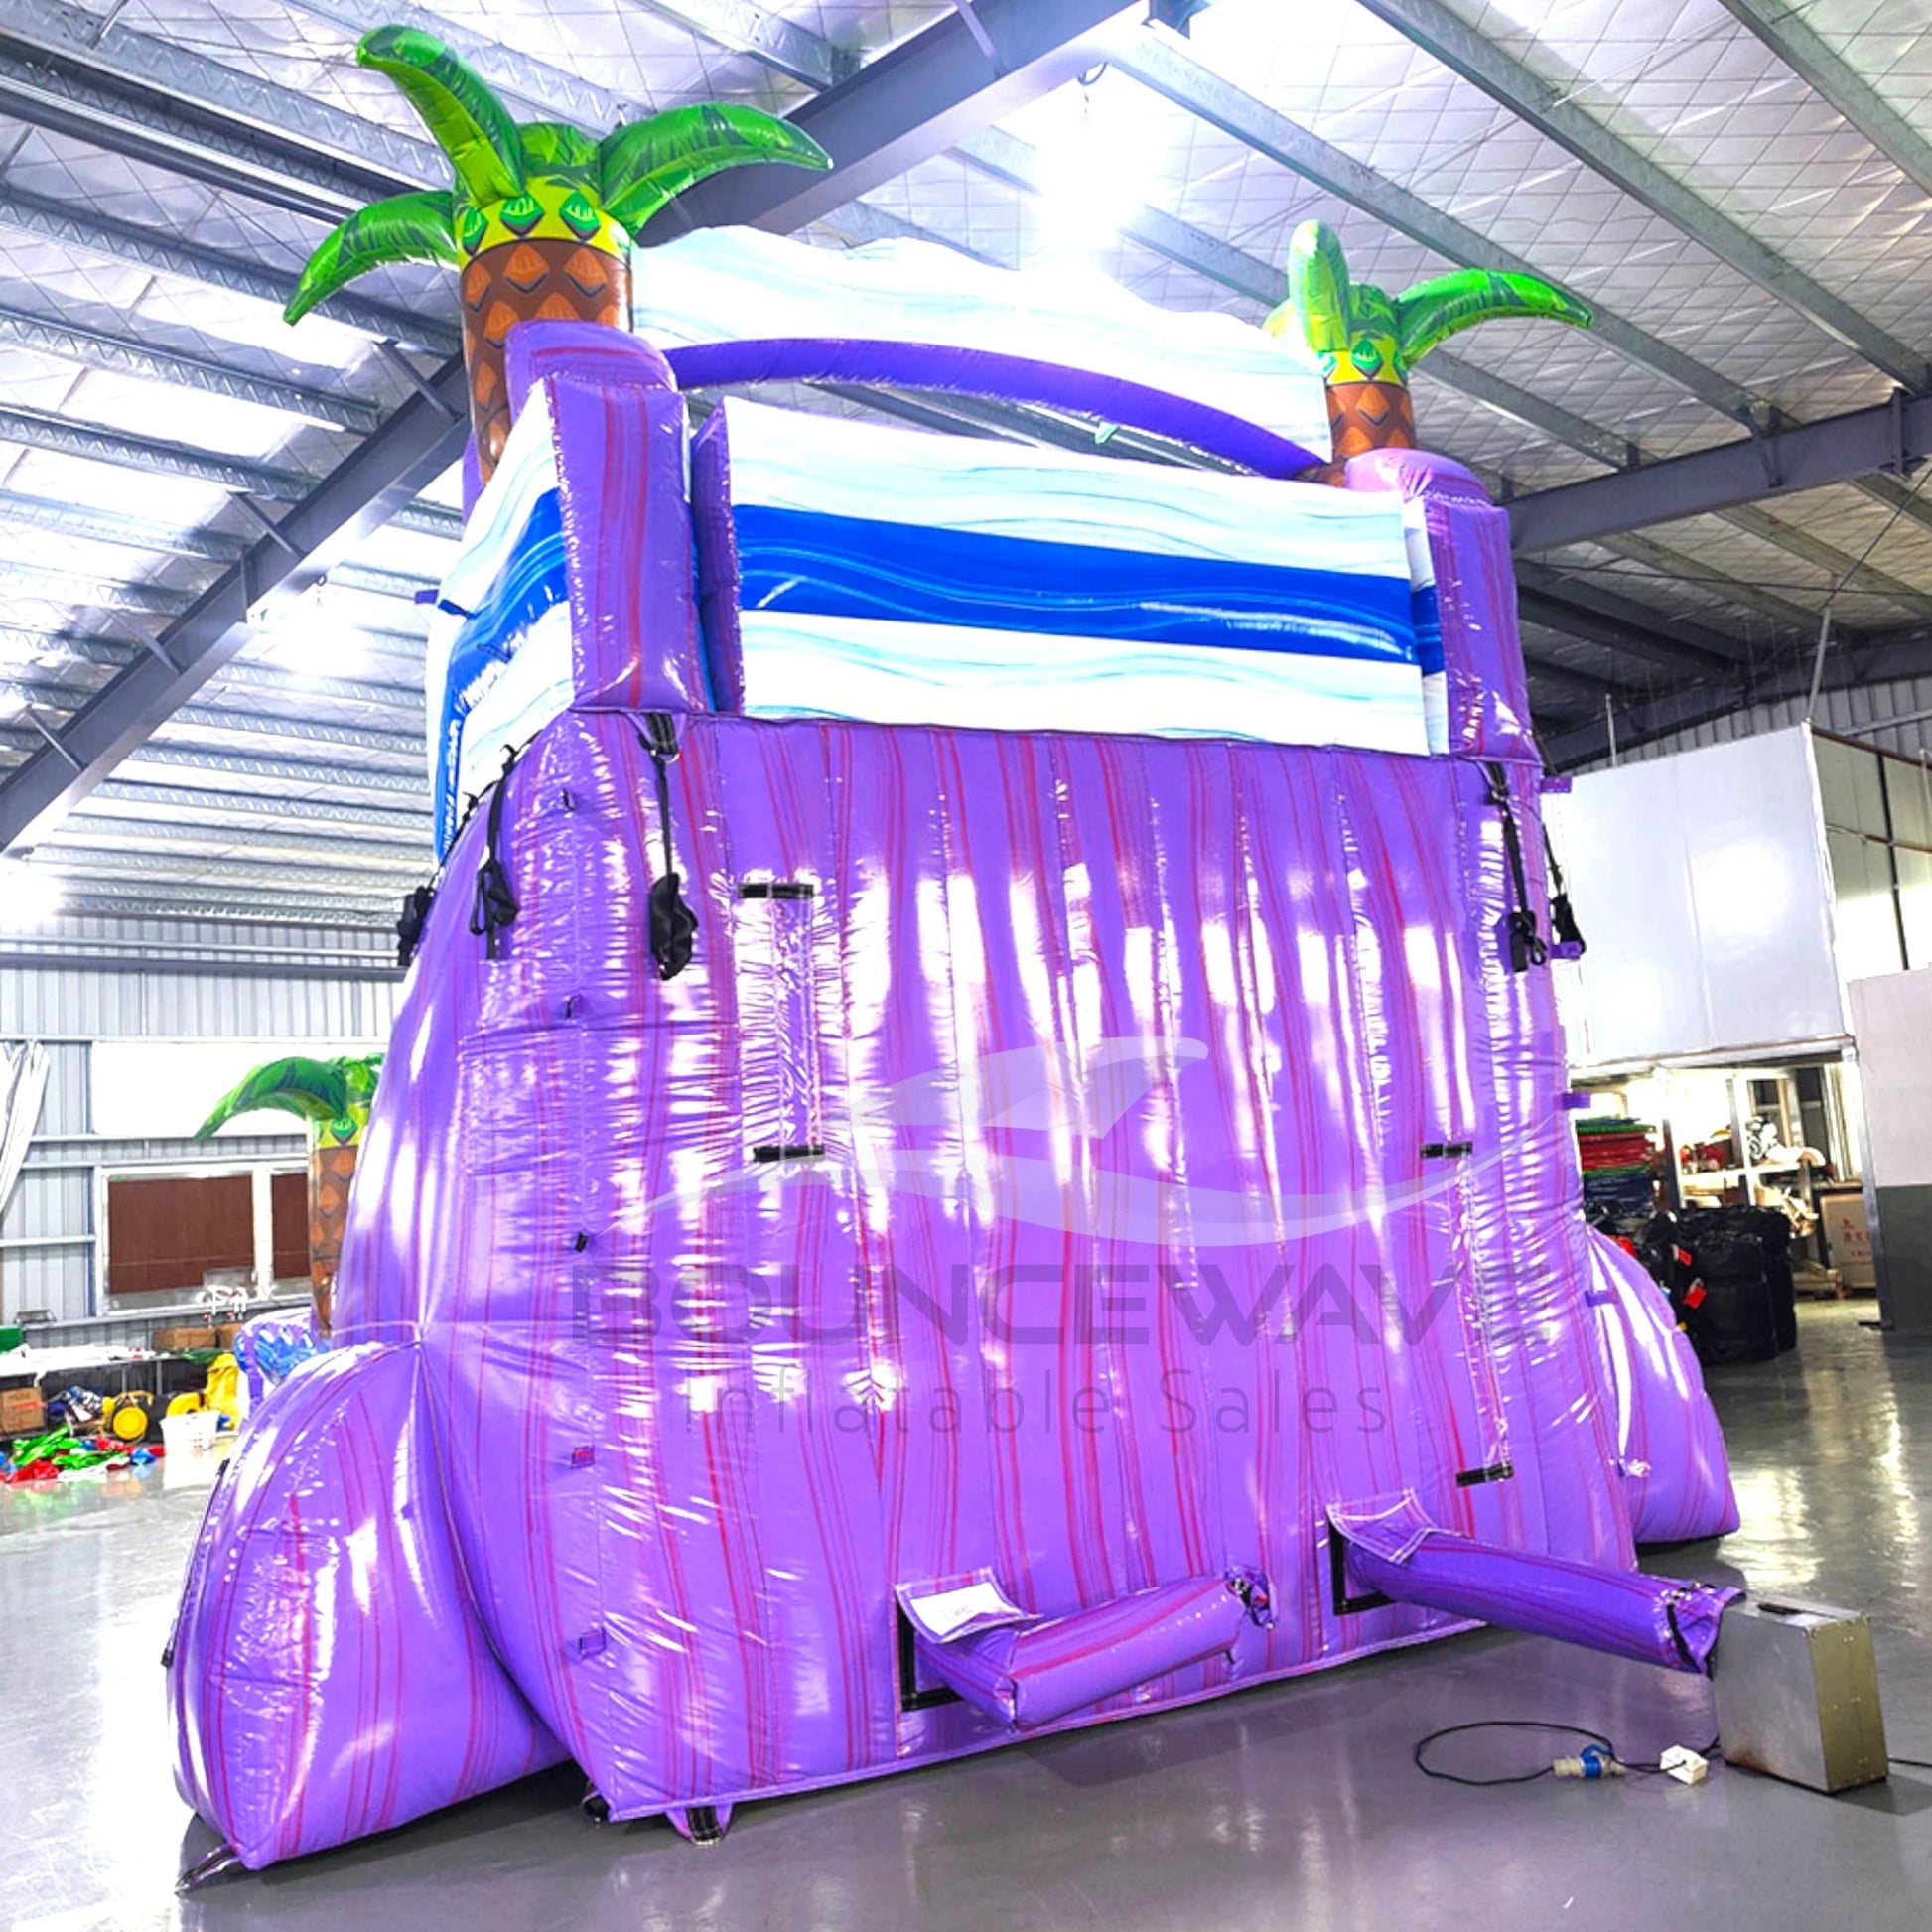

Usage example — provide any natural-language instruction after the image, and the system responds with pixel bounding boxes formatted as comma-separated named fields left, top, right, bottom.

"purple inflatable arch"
left=168, top=321, right=1739, bottom=1871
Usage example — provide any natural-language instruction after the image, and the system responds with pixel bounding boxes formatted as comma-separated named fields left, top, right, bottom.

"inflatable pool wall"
left=168, top=294, right=1738, bottom=1871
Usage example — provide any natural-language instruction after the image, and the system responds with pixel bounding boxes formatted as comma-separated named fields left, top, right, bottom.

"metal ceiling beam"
left=215, top=660, right=426, bottom=714
left=163, top=708, right=425, bottom=759
left=304, top=0, right=849, bottom=106
left=286, top=0, right=647, bottom=127
left=1593, top=528, right=1830, bottom=638
left=1410, top=357, right=1632, bottom=469
left=622, top=0, right=855, bottom=89
left=0, top=401, right=318, bottom=499
left=0, top=489, right=244, bottom=564
left=0, top=306, right=378, bottom=433
left=1715, top=0, right=1932, bottom=203
left=1717, top=502, right=1932, bottom=621
left=1515, top=560, right=1752, bottom=674
left=0, top=359, right=467, bottom=852
left=327, top=562, right=438, bottom=606
left=1113, top=34, right=1767, bottom=431
left=1509, top=392, right=1932, bottom=552
left=0, top=188, right=457, bottom=354
left=0, top=35, right=393, bottom=225
left=817, top=197, right=1003, bottom=266
left=50, top=817, right=428, bottom=867
left=1543, top=626, right=1932, bottom=769
left=31, top=841, right=410, bottom=895
left=1518, top=651, right=1630, bottom=707
left=0, top=651, right=427, bottom=734
left=0, top=561, right=188, bottom=618
left=123, top=744, right=428, bottom=795
left=1352, top=0, right=1930, bottom=390
left=640, top=0, right=1140, bottom=238
left=86, top=777, right=428, bottom=832
left=0, top=406, right=459, bottom=541
left=960, top=121, right=1643, bottom=473
left=1855, top=469, right=1932, bottom=545
left=51, top=879, right=401, bottom=923
left=0, top=626, right=428, bottom=689
left=4, top=0, right=441, bottom=183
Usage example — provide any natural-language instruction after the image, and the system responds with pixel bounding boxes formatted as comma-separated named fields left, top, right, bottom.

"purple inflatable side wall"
left=168, top=1346, right=564, bottom=1868
left=329, top=699, right=1671, bottom=1822
left=1585, top=1229, right=1741, bottom=1543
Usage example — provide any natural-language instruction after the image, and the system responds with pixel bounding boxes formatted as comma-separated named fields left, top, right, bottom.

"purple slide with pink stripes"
left=166, top=319, right=1739, bottom=1870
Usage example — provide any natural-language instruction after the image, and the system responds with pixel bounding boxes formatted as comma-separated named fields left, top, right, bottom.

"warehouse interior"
left=6, top=0, right=1932, bottom=1925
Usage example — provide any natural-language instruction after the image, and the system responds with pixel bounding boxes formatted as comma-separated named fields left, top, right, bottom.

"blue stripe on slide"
left=732, top=505, right=1417, bottom=665
left=1414, top=582, right=1445, bottom=675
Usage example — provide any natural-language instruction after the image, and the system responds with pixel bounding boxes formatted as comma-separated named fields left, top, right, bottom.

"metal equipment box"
left=1714, top=1595, right=1887, bottom=1793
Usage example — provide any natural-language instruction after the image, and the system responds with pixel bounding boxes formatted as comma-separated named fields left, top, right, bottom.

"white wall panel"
left=1849, top=971, right=1932, bottom=1189
left=1552, top=725, right=1847, bottom=1065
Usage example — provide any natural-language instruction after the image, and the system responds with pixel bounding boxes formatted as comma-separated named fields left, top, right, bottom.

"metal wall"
left=0, top=916, right=400, bottom=1323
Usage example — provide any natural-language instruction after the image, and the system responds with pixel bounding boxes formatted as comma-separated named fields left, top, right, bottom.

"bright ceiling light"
left=1033, top=71, right=1150, bottom=257
left=253, top=580, right=367, bottom=682
left=0, top=855, right=65, bottom=927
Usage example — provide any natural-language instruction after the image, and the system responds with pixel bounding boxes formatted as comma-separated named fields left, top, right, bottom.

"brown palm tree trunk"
left=460, top=238, right=632, bottom=480
left=1325, top=379, right=1418, bottom=463
left=309, top=1142, right=358, bottom=1337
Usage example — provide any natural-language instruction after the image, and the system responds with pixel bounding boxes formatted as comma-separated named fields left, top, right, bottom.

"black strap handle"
left=1541, top=822, right=1586, bottom=952
left=1483, top=761, right=1547, bottom=974
left=395, top=883, right=433, bottom=969
left=469, top=744, right=521, bottom=960
left=640, top=714, right=698, bottom=982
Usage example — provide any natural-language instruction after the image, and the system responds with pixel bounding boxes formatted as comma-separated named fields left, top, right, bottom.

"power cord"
left=1416, top=1725, right=1932, bottom=1787
left=1415, top=1721, right=1719, bottom=1787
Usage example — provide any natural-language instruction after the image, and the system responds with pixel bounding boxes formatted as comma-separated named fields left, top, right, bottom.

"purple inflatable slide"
left=167, top=319, right=1738, bottom=1872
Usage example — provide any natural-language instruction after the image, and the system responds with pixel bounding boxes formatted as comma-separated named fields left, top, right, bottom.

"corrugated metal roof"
left=3, top=0, right=1932, bottom=919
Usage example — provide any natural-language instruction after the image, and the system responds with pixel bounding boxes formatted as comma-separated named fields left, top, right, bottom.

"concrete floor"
left=5, top=1299, right=1931, bottom=1931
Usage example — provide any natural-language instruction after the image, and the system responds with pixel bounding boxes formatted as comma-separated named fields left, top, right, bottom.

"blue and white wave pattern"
left=722, top=400, right=1430, bottom=756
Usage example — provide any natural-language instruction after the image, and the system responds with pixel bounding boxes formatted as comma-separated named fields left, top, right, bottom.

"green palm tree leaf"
left=518, top=120, right=600, bottom=185
left=195, top=1056, right=353, bottom=1139
left=1269, top=220, right=1353, bottom=357
left=357, top=25, right=524, bottom=206
left=598, top=103, right=831, bottom=237
left=284, top=190, right=458, bottom=324
left=1393, top=269, right=1592, bottom=368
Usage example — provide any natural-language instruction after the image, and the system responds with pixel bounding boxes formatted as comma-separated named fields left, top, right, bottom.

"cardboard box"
left=1819, top=1188, right=1876, bottom=1291
left=1, top=1385, right=45, bottom=1436
left=214, top=1323, right=243, bottom=1350
left=154, top=1326, right=218, bottom=1353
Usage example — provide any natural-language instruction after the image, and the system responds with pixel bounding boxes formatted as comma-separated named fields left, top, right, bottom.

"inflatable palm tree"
left=285, top=26, right=831, bottom=478
left=1269, top=220, right=1591, bottom=465
left=197, top=1054, right=383, bottom=1335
